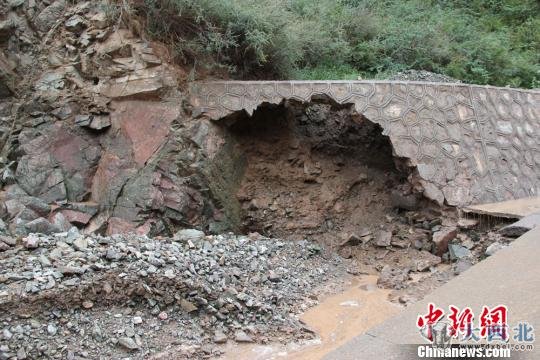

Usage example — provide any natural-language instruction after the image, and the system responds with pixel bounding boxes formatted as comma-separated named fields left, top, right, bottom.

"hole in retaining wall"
left=216, top=95, right=426, bottom=245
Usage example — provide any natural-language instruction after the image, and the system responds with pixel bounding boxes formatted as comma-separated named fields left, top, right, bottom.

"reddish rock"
left=91, top=151, right=134, bottom=205
left=432, top=227, right=457, bottom=256
left=136, top=221, right=153, bottom=235
left=95, top=65, right=176, bottom=99
left=106, top=217, right=136, bottom=235
left=50, top=212, right=71, bottom=231
left=111, top=100, right=180, bottom=166
left=60, top=209, right=93, bottom=226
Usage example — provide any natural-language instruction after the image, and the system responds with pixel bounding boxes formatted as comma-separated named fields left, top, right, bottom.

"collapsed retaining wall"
left=190, top=81, right=540, bottom=207
left=2, top=1, right=538, bottom=239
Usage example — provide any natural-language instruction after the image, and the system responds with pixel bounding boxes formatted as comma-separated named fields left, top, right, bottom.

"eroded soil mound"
left=230, top=99, right=411, bottom=245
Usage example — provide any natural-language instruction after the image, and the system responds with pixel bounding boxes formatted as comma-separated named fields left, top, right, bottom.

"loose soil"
left=230, top=98, right=409, bottom=246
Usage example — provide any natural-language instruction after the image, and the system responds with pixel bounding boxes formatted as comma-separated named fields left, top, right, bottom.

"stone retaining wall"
left=189, top=81, right=540, bottom=206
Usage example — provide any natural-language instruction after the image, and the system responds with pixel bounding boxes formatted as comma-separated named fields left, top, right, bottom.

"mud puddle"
left=218, top=275, right=401, bottom=360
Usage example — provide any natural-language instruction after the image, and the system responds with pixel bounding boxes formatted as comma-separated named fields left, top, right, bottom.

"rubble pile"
left=0, top=229, right=347, bottom=359
left=337, top=209, right=514, bottom=302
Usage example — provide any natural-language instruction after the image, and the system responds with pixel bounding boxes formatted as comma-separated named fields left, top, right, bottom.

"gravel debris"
left=0, top=230, right=347, bottom=359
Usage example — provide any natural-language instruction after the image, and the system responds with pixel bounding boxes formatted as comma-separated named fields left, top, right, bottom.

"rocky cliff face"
left=0, top=0, right=233, bottom=239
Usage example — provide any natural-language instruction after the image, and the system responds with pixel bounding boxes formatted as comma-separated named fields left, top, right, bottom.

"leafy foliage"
left=132, top=0, right=539, bottom=87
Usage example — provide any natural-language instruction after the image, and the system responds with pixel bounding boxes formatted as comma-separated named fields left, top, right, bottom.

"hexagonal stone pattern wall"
left=189, top=81, right=540, bottom=207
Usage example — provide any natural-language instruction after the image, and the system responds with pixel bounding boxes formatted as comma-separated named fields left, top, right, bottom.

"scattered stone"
left=268, top=270, right=280, bottom=282
left=157, top=312, right=168, bottom=320
left=8, top=0, right=25, bottom=8
left=398, top=295, right=415, bottom=304
left=377, top=265, right=410, bottom=289
left=16, top=347, right=26, bottom=360
left=73, top=237, right=88, bottom=251
left=82, top=301, right=94, bottom=309
left=132, top=316, right=143, bottom=325
left=454, top=259, right=473, bottom=275
left=90, top=12, right=108, bottom=29
left=47, top=323, right=57, bottom=336
left=448, top=244, right=471, bottom=260
left=2, top=328, right=13, bottom=340
left=23, top=234, right=40, bottom=249
left=213, top=331, right=228, bottom=344
left=173, top=229, right=205, bottom=242
left=118, top=337, right=139, bottom=351
left=180, top=299, right=198, bottom=313
left=24, top=218, right=60, bottom=235
left=338, top=246, right=353, bottom=259
left=413, top=251, right=442, bottom=272
left=234, top=330, right=253, bottom=343
left=391, top=237, right=409, bottom=248
left=339, top=232, right=363, bottom=247
left=375, top=231, right=392, bottom=247
left=431, top=227, right=457, bottom=256
left=389, top=70, right=461, bottom=83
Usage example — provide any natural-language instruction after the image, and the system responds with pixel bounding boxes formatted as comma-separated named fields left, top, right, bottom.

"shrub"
left=128, top=0, right=539, bottom=87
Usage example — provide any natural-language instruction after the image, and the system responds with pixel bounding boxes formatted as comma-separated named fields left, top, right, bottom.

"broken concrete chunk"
left=457, top=218, right=479, bottom=230
left=499, top=213, right=540, bottom=237
left=421, top=182, right=445, bottom=207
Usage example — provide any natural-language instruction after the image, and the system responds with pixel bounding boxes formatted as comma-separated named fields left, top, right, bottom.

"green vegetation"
left=131, top=0, right=539, bottom=87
